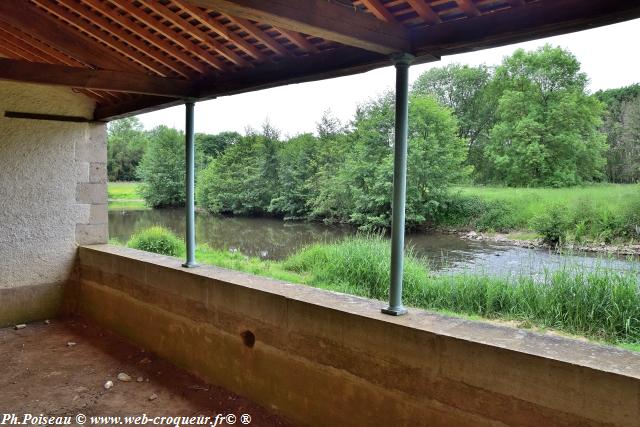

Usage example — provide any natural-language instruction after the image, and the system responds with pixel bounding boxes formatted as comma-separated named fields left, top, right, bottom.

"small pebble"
left=148, top=393, right=158, bottom=401
left=14, top=324, right=26, bottom=330
left=117, top=372, right=132, bottom=382
left=104, top=381, right=113, bottom=390
left=136, top=377, right=144, bottom=383
left=67, top=342, right=76, bottom=347
left=44, top=320, right=50, bottom=325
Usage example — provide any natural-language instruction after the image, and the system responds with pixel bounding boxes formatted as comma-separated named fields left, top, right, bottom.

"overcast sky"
left=137, top=18, right=640, bottom=137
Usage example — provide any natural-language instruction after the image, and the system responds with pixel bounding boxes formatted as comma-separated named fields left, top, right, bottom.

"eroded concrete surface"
left=0, top=317, right=292, bottom=427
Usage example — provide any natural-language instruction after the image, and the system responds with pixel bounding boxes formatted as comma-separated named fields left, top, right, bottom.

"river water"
left=109, top=209, right=639, bottom=278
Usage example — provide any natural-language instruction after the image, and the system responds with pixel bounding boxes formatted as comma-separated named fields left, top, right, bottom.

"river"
left=109, top=209, right=639, bottom=278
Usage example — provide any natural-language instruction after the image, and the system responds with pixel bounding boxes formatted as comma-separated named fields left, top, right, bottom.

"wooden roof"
left=1, top=0, right=639, bottom=121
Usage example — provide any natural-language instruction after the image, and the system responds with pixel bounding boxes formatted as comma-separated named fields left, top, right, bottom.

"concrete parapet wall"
left=78, top=244, right=640, bottom=427
left=0, top=81, right=107, bottom=326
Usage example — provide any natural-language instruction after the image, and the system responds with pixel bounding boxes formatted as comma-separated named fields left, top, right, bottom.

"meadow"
left=441, top=184, right=640, bottom=243
left=107, top=182, right=147, bottom=210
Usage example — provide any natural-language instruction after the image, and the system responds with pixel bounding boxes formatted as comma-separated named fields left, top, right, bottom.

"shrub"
left=127, top=226, right=183, bottom=257
left=474, top=200, right=519, bottom=232
left=530, top=204, right=572, bottom=246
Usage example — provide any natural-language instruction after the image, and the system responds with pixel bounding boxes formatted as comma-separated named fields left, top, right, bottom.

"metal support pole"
left=182, top=101, right=198, bottom=268
left=382, top=53, right=414, bottom=316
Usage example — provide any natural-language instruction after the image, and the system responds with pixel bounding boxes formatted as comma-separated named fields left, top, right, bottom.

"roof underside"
left=0, top=0, right=639, bottom=121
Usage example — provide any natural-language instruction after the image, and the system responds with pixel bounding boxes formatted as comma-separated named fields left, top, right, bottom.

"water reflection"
left=109, top=209, right=639, bottom=277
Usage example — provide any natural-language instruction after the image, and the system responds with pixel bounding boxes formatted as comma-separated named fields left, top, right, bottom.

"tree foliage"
left=137, top=126, right=186, bottom=208
left=482, top=45, right=607, bottom=186
left=595, top=84, right=640, bottom=183
left=411, top=64, right=496, bottom=175
left=107, top=117, right=147, bottom=181
left=197, top=93, right=468, bottom=229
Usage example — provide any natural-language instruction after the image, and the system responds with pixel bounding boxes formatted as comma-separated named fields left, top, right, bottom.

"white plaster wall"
left=0, top=81, right=102, bottom=289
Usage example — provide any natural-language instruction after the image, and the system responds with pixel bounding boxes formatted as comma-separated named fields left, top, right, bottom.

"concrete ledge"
left=77, top=244, right=640, bottom=427
left=0, top=282, right=64, bottom=327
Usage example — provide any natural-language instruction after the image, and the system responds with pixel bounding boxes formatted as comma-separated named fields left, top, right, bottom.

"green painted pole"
left=183, top=101, right=198, bottom=268
left=382, top=53, right=414, bottom=316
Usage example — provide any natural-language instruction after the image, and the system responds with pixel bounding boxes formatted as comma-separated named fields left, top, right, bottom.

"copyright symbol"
left=76, top=414, right=86, bottom=424
left=226, top=414, right=236, bottom=424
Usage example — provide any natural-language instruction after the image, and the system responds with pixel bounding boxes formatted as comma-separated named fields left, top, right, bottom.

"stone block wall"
left=0, top=81, right=107, bottom=326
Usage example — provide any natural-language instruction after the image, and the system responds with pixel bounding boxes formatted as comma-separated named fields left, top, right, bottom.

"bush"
left=530, top=204, right=572, bottom=246
left=127, top=226, right=183, bottom=257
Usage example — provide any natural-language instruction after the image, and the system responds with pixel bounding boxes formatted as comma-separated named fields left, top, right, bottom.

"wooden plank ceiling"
left=0, top=0, right=639, bottom=121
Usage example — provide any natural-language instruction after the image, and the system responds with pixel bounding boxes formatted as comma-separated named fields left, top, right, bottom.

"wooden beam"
left=138, top=0, right=250, bottom=67
left=455, top=0, right=481, bottom=17
left=183, top=0, right=411, bottom=54
left=0, top=58, right=197, bottom=97
left=32, top=0, right=163, bottom=76
left=96, top=0, right=209, bottom=74
left=0, top=0, right=133, bottom=70
left=64, top=0, right=192, bottom=78
left=224, top=15, right=290, bottom=57
left=275, top=27, right=318, bottom=53
left=174, top=1, right=267, bottom=61
left=360, top=0, right=398, bottom=23
left=412, top=0, right=640, bottom=57
left=114, top=1, right=227, bottom=71
left=406, top=0, right=442, bottom=25
left=81, top=0, right=199, bottom=76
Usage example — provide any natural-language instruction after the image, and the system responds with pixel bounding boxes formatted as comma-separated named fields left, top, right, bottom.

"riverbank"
left=108, top=182, right=640, bottom=254
left=119, top=228, right=640, bottom=352
left=459, top=230, right=640, bottom=256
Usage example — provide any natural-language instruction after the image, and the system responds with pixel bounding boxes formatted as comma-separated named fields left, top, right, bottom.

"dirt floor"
left=0, top=317, right=293, bottom=427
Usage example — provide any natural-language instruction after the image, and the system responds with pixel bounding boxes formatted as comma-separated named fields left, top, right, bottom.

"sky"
left=137, top=18, right=640, bottom=138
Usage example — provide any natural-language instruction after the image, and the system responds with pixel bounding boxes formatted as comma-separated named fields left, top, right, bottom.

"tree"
left=483, top=45, right=607, bottom=187
left=269, top=133, right=320, bottom=218
left=106, top=117, right=147, bottom=181
left=595, top=84, right=640, bottom=183
left=196, top=127, right=281, bottom=215
left=411, top=64, right=496, bottom=177
left=137, top=126, right=185, bottom=208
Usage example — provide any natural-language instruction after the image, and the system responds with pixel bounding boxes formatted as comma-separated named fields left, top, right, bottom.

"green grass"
left=108, top=182, right=148, bottom=210
left=441, top=184, right=640, bottom=243
left=120, top=229, right=640, bottom=350
left=108, top=182, right=142, bottom=200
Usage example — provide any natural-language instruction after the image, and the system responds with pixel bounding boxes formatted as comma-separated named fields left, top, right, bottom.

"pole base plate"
left=182, top=261, right=199, bottom=268
left=381, top=306, right=408, bottom=316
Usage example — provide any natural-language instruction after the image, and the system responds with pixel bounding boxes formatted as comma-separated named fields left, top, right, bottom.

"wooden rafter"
left=63, top=0, right=192, bottom=78
left=0, top=58, right=196, bottom=97
left=360, top=0, right=398, bottom=23
left=183, top=0, right=411, bottom=54
left=456, top=0, right=481, bottom=17
left=138, top=0, right=249, bottom=67
left=84, top=0, right=209, bottom=74
left=275, top=27, right=318, bottom=53
left=0, top=0, right=135, bottom=70
left=223, top=14, right=290, bottom=57
left=0, top=25, right=85, bottom=67
left=31, top=0, right=162, bottom=76
left=174, top=1, right=267, bottom=61
left=115, top=0, right=227, bottom=71
left=406, top=0, right=442, bottom=25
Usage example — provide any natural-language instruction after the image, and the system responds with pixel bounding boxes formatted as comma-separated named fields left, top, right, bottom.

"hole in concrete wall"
left=240, top=330, right=255, bottom=348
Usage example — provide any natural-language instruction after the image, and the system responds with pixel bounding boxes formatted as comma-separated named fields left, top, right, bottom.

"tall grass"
left=285, top=236, right=640, bottom=344
left=122, top=230, right=640, bottom=347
